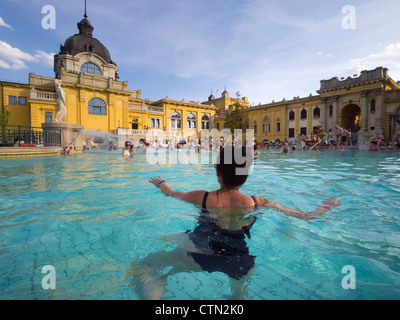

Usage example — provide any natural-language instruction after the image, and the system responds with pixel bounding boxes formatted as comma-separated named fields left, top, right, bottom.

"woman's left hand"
left=321, top=198, right=342, bottom=209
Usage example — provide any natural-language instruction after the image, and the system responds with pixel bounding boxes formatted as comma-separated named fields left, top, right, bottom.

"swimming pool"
left=0, top=149, right=399, bottom=300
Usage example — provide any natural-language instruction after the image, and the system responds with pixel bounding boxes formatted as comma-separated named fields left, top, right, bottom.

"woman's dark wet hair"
left=216, top=146, right=253, bottom=190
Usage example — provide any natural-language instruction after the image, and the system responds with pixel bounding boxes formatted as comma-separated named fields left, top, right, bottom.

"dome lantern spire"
left=84, top=0, right=88, bottom=19
left=57, top=0, right=116, bottom=72
left=77, top=0, right=93, bottom=37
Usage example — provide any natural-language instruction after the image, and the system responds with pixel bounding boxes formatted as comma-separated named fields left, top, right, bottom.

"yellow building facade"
left=202, top=89, right=250, bottom=132
left=2, top=13, right=400, bottom=145
left=243, top=67, right=400, bottom=144
left=0, top=15, right=217, bottom=141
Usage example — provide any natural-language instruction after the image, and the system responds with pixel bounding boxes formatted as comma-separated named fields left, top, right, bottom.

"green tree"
left=0, top=110, right=11, bottom=126
left=224, top=101, right=249, bottom=132
left=0, top=110, right=11, bottom=145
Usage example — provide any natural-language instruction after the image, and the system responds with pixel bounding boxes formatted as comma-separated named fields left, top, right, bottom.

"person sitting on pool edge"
left=369, top=132, right=382, bottom=152
left=390, top=120, right=400, bottom=148
left=130, top=146, right=341, bottom=300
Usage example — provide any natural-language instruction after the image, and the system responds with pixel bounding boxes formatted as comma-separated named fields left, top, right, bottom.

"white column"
left=320, top=97, right=327, bottom=132
left=374, top=88, right=383, bottom=134
left=361, top=90, right=368, bottom=130
left=332, top=95, right=339, bottom=126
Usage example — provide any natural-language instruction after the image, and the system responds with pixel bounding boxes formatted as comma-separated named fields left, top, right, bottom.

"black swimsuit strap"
left=251, top=196, right=258, bottom=208
left=202, top=192, right=210, bottom=211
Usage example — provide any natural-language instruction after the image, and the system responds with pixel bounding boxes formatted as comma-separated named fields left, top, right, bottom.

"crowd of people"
left=121, top=136, right=243, bottom=157
left=328, top=125, right=353, bottom=149
left=62, top=121, right=400, bottom=156
left=250, top=122, right=400, bottom=154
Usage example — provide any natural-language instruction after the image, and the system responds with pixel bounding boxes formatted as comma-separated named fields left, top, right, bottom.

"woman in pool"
left=131, top=146, right=341, bottom=299
left=122, top=141, right=131, bottom=157
left=63, top=143, right=74, bottom=155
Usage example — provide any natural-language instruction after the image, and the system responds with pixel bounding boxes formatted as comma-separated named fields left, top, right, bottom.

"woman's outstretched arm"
left=149, top=176, right=206, bottom=205
left=254, top=196, right=341, bottom=220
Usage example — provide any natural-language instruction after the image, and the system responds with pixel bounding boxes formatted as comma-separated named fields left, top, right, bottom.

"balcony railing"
left=0, top=125, right=62, bottom=147
left=128, top=103, right=164, bottom=113
left=30, top=89, right=57, bottom=102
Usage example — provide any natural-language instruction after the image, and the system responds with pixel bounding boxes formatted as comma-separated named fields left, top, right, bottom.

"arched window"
left=170, top=111, right=182, bottom=129
left=371, top=99, right=376, bottom=113
left=289, top=110, right=295, bottom=121
left=313, top=107, right=320, bottom=118
left=81, top=62, right=102, bottom=75
left=187, top=112, right=197, bottom=129
left=301, top=109, right=307, bottom=119
left=88, top=98, right=106, bottom=115
left=201, top=115, right=210, bottom=130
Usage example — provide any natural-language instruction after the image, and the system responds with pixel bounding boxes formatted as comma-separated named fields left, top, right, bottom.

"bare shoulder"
left=252, top=195, right=270, bottom=206
left=178, top=190, right=208, bottom=204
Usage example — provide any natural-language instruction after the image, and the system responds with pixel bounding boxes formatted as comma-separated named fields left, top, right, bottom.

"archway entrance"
left=341, top=104, right=361, bottom=131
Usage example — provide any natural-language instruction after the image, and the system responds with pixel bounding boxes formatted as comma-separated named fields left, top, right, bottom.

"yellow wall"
left=1, top=83, right=31, bottom=127
left=30, top=101, right=57, bottom=128
left=246, top=105, right=287, bottom=142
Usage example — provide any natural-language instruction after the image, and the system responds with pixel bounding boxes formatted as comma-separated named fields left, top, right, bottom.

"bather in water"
left=128, top=146, right=341, bottom=299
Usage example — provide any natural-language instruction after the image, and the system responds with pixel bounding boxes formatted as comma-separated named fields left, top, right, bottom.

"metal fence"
left=0, top=125, right=62, bottom=147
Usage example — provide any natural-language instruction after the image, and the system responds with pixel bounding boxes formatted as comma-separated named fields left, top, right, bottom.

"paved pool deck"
left=0, top=147, right=64, bottom=157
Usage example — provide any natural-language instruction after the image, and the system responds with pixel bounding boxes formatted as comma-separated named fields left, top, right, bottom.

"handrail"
left=0, top=124, right=59, bottom=131
left=309, top=134, right=328, bottom=150
left=1, top=124, right=62, bottom=147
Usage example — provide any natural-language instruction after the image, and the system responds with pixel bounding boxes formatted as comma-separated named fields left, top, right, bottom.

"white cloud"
left=0, top=17, right=14, bottom=30
left=34, top=50, right=55, bottom=67
left=0, top=41, right=36, bottom=70
left=0, top=41, right=54, bottom=70
left=346, top=43, right=400, bottom=79
left=224, top=0, right=400, bottom=103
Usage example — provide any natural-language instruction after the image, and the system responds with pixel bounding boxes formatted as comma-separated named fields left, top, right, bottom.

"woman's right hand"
left=149, top=176, right=167, bottom=188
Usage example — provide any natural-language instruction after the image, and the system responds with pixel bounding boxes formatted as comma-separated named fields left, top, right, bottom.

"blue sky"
left=1, top=0, right=400, bottom=105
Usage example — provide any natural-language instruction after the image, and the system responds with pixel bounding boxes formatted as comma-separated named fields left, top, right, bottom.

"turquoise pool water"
left=0, top=149, right=399, bottom=300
